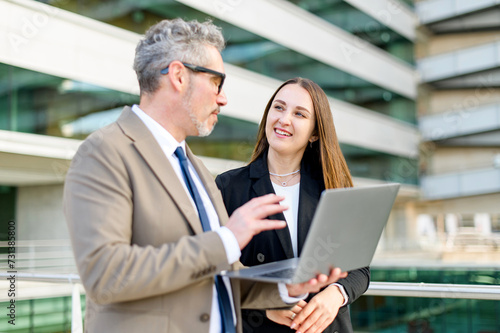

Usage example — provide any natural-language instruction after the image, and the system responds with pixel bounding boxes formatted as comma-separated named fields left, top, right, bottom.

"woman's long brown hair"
left=250, top=77, right=353, bottom=189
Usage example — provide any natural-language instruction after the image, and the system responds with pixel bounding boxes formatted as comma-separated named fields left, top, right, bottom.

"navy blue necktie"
left=174, top=147, right=235, bottom=333
left=174, top=147, right=211, bottom=232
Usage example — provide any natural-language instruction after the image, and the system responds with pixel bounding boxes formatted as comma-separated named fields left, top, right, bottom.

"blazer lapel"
left=297, top=159, right=324, bottom=255
left=297, top=176, right=319, bottom=255
left=250, top=153, right=294, bottom=259
left=116, top=106, right=203, bottom=235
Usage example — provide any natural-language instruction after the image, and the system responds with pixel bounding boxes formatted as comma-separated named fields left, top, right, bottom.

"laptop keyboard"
left=260, top=267, right=296, bottom=279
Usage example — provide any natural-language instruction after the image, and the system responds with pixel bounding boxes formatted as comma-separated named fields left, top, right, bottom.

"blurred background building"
left=0, top=0, right=499, bottom=332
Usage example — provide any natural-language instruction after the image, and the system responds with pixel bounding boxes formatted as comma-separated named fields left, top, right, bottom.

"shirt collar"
left=131, top=104, right=185, bottom=156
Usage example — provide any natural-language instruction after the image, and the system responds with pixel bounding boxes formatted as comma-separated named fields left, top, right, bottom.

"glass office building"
left=0, top=0, right=499, bottom=332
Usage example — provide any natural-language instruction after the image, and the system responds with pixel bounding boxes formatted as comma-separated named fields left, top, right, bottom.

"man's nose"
left=217, top=89, right=228, bottom=106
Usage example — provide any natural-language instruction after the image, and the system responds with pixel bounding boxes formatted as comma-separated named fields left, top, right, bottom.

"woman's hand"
left=266, top=300, right=307, bottom=327
left=286, top=267, right=347, bottom=297
left=289, top=284, right=345, bottom=333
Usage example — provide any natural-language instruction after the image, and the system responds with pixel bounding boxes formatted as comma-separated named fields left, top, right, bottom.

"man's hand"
left=286, top=268, right=348, bottom=297
left=225, top=194, right=287, bottom=249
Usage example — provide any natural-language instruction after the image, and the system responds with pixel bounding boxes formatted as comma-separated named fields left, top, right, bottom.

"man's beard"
left=189, top=109, right=217, bottom=137
left=184, top=83, right=218, bottom=137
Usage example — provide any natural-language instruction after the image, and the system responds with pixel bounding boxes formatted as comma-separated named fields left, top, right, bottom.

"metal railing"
left=365, top=281, right=500, bottom=300
left=0, top=240, right=77, bottom=273
left=1, top=272, right=500, bottom=301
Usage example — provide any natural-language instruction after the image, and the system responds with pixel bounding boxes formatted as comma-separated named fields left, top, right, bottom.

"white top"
left=272, top=182, right=300, bottom=257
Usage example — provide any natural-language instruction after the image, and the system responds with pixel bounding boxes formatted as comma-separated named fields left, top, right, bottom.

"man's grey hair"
left=133, top=18, right=225, bottom=95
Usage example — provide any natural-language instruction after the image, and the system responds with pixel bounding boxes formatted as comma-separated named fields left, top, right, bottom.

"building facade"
left=0, top=0, right=499, bottom=332
left=415, top=0, right=500, bottom=262
left=0, top=0, right=420, bottom=260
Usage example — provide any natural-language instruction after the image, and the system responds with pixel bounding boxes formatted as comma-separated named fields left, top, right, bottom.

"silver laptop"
left=222, top=183, right=400, bottom=284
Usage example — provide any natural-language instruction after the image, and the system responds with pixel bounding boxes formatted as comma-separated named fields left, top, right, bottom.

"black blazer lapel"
left=297, top=170, right=322, bottom=255
left=250, top=153, right=295, bottom=259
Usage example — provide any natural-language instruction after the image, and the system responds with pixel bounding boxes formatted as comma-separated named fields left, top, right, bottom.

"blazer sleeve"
left=337, top=266, right=370, bottom=305
left=64, top=131, right=231, bottom=305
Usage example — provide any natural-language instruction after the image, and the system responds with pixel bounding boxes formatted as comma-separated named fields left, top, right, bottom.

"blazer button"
left=200, top=313, right=210, bottom=322
left=257, top=253, right=265, bottom=262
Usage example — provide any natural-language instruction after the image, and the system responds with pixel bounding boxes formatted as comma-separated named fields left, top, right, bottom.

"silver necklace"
left=269, top=169, right=300, bottom=187
left=268, top=169, right=300, bottom=177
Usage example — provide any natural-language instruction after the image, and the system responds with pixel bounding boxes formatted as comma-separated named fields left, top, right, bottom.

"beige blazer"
left=64, top=106, right=287, bottom=333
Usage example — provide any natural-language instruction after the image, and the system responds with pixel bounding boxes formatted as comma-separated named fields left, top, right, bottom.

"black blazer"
left=216, top=150, right=370, bottom=333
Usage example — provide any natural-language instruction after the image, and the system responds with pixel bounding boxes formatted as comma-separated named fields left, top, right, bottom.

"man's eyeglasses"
left=161, top=62, right=226, bottom=95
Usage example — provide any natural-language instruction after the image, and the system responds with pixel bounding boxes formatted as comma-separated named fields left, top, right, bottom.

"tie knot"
left=174, top=147, right=187, bottom=162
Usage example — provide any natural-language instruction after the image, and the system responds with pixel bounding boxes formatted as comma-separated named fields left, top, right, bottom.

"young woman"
left=215, top=78, right=370, bottom=333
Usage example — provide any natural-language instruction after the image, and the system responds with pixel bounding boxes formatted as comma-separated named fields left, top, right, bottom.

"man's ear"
left=167, top=61, right=187, bottom=92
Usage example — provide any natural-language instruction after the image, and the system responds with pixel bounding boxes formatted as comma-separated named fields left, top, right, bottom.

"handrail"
left=367, top=282, right=500, bottom=300
left=0, top=272, right=81, bottom=283
left=1, top=273, right=499, bottom=301
left=0, top=240, right=72, bottom=246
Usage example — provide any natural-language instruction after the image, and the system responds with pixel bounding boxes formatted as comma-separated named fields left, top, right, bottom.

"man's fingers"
left=234, top=194, right=288, bottom=221
left=252, top=203, right=288, bottom=220
left=254, top=220, right=287, bottom=232
left=246, top=194, right=285, bottom=208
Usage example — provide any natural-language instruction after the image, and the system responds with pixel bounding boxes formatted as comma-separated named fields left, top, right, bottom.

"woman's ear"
left=309, top=135, right=319, bottom=143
